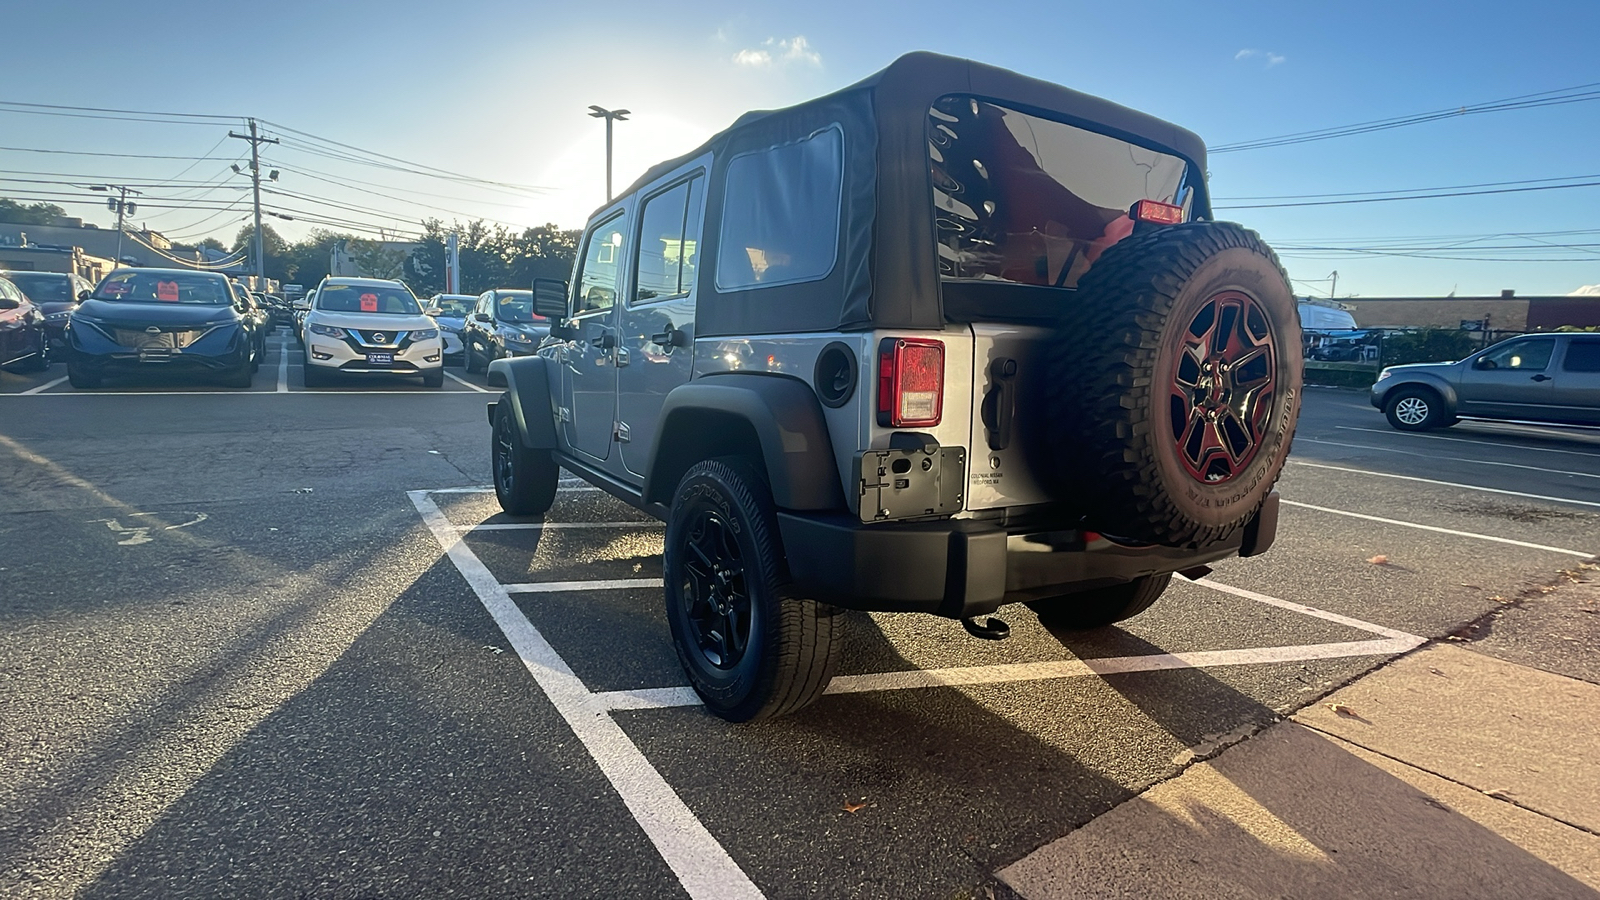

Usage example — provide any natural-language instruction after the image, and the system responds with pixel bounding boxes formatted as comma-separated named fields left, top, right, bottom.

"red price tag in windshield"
left=360, top=293, right=378, bottom=312
left=157, top=281, right=180, bottom=302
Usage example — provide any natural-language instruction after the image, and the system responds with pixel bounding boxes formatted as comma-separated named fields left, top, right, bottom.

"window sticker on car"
left=157, top=281, right=180, bottom=302
left=360, top=293, right=378, bottom=312
left=103, top=283, right=129, bottom=295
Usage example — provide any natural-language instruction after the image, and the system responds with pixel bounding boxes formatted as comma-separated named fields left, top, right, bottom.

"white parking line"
left=1289, top=460, right=1600, bottom=510
left=1299, top=437, right=1600, bottom=480
left=20, top=376, right=68, bottom=395
left=505, top=578, right=664, bottom=593
left=1336, top=425, right=1600, bottom=459
left=460, top=521, right=660, bottom=532
left=276, top=344, right=289, bottom=393
left=1281, top=499, right=1594, bottom=557
left=409, top=490, right=763, bottom=900
left=445, top=371, right=493, bottom=393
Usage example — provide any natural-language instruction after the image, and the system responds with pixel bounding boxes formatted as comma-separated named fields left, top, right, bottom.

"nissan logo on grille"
left=371, top=332, right=386, bottom=343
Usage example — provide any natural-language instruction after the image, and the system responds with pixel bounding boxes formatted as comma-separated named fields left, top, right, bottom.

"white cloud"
left=1570, top=284, right=1600, bottom=295
left=1235, top=48, right=1286, bottom=68
left=732, top=35, right=821, bottom=68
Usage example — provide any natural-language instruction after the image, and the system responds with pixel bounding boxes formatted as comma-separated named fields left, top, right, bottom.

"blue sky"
left=4, top=0, right=1598, bottom=297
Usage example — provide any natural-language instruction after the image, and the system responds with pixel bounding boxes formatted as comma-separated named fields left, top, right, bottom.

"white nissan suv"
left=301, top=277, right=444, bottom=388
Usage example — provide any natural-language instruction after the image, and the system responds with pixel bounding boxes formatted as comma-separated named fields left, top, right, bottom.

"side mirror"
left=473, top=312, right=491, bottom=323
left=1473, top=357, right=1497, bottom=370
left=78, top=290, right=92, bottom=301
left=0, top=297, right=19, bottom=311
left=532, top=277, right=569, bottom=320
left=423, top=307, right=440, bottom=317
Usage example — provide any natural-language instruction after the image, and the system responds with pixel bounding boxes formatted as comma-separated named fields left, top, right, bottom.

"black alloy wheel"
left=492, top=396, right=557, bottom=515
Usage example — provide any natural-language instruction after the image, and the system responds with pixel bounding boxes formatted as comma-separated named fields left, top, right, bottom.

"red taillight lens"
left=1132, top=199, right=1184, bottom=225
left=877, top=337, right=944, bottom=427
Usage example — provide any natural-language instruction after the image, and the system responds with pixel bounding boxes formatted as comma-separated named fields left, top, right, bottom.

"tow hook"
left=961, top=616, right=1010, bottom=640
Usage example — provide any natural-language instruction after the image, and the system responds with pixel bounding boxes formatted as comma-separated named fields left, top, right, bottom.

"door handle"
left=981, top=357, right=1018, bottom=451
left=1531, top=374, right=1551, bottom=382
left=650, top=325, right=688, bottom=348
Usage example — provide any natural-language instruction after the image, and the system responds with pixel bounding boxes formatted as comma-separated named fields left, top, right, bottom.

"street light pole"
left=587, top=105, right=630, bottom=202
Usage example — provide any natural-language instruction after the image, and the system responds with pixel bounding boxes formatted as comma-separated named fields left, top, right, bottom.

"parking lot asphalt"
left=2, top=340, right=1596, bottom=899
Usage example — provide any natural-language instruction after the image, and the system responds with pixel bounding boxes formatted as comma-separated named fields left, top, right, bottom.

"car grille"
left=352, top=329, right=407, bottom=346
left=113, top=328, right=204, bottom=349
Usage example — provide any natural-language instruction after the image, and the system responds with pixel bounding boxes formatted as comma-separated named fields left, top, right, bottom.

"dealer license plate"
left=138, top=349, right=173, bottom=363
left=366, top=352, right=393, bottom=366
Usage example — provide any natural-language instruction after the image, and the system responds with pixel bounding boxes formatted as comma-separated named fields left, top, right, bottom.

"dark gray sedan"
left=1370, top=332, right=1600, bottom=430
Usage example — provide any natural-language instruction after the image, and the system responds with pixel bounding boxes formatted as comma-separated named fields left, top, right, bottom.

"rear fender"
left=645, top=373, right=845, bottom=511
left=486, top=356, right=558, bottom=449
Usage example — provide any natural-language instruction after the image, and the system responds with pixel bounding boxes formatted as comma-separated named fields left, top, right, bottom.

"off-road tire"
left=421, top=367, right=445, bottom=388
left=1384, top=386, right=1454, bottom=431
left=1028, top=573, right=1172, bottom=630
left=1045, top=221, right=1302, bottom=548
left=664, top=458, right=840, bottom=722
left=67, top=362, right=99, bottom=389
left=492, top=396, right=558, bottom=515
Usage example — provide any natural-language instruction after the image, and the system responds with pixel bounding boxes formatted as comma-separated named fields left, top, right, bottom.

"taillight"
left=877, top=337, right=944, bottom=427
left=1132, top=199, right=1184, bottom=225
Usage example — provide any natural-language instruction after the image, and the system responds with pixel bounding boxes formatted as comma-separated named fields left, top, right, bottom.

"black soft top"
left=610, top=51, right=1210, bottom=336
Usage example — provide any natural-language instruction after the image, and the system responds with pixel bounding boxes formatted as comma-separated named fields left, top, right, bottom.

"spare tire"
left=1044, top=221, right=1301, bottom=548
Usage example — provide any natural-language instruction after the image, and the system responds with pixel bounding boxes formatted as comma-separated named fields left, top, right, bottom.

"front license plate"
left=366, top=352, right=393, bottom=366
left=138, top=349, right=173, bottom=363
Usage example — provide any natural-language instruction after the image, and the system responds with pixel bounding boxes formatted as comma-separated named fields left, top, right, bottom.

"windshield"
left=930, top=95, right=1193, bottom=291
left=92, top=270, right=232, bottom=304
left=494, top=291, right=543, bottom=323
left=316, top=283, right=421, bottom=315
left=431, top=296, right=473, bottom=316
left=5, top=272, right=74, bottom=302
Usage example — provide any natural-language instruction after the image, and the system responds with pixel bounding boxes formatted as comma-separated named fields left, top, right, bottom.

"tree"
left=280, top=229, right=349, bottom=286
left=344, top=238, right=408, bottom=280
left=197, top=237, right=226, bottom=252
left=0, top=198, right=69, bottom=226
left=407, top=218, right=580, bottom=296
left=233, top=222, right=288, bottom=258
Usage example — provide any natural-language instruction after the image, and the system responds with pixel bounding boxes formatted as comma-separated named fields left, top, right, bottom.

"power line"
left=259, top=120, right=550, bottom=194
left=0, top=145, right=233, bottom=161
left=1211, top=80, right=1600, bottom=153
left=1215, top=178, right=1600, bottom=209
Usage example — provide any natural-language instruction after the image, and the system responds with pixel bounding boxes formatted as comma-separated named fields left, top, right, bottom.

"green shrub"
left=1379, top=328, right=1479, bottom=367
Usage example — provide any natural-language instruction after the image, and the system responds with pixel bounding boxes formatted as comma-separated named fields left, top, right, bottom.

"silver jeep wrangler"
left=487, top=52, right=1302, bottom=721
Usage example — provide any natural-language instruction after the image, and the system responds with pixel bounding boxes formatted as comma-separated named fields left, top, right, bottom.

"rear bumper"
left=779, top=491, right=1280, bottom=618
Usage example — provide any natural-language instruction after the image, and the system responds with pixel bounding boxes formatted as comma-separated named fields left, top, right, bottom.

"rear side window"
left=635, top=175, right=705, bottom=302
left=716, top=127, right=843, bottom=291
left=1563, top=338, right=1600, bottom=373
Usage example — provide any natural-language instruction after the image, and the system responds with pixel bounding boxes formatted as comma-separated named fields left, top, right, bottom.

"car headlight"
left=309, top=324, right=345, bottom=338
left=436, top=321, right=458, bottom=333
left=1376, top=369, right=1392, bottom=381
left=504, top=330, right=533, bottom=344
left=411, top=328, right=439, bottom=341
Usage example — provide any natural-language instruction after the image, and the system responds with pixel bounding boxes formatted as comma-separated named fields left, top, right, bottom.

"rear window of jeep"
left=930, top=96, right=1192, bottom=290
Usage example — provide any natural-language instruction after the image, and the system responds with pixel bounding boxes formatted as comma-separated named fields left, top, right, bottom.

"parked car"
left=0, top=274, right=50, bottom=373
left=65, top=268, right=257, bottom=389
left=461, top=289, right=549, bottom=372
left=485, top=52, right=1300, bottom=721
left=238, top=290, right=270, bottom=370
left=301, top=277, right=443, bottom=387
left=1371, top=332, right=1600, bottom=429
left=425, top=293, right=476, bottom=365
left=0, top=270, right=93, bottom=352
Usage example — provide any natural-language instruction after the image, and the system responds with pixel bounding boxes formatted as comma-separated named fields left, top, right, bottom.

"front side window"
left=574, top=216, right=626, bottom=315
left=716, top=127, right=842, bottom=291
left=316, top=282, right=421, bottom=315
left=93, top=270, right=230, bottom=304
left=1562, top=338, right=1600, bottom=373
left=930, top=96, right=1191, bottom=290
left=1479, top=339, right=1554, bottom=371
left=635, top=175, right=705, bottom=302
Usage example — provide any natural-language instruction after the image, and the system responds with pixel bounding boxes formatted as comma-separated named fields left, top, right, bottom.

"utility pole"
left=1329, top=270, right=1338, bottom=299
left=587, top=106, right=630, bottom=202
left=229, top=118, right=280, bottom=289
left=89, top=185, right=141, bottom=266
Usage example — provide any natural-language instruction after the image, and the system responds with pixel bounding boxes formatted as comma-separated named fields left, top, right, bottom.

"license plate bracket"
left=366, top=352, right=393, bottom=366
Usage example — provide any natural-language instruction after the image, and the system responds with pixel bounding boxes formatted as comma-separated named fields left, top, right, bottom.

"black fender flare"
left=645, top=373, right=845, bottom=511
left=486, top=356, right=559, bottom=449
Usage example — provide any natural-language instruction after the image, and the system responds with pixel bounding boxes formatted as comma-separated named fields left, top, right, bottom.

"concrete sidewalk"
left=999, top=574, right=1600, bottom=900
